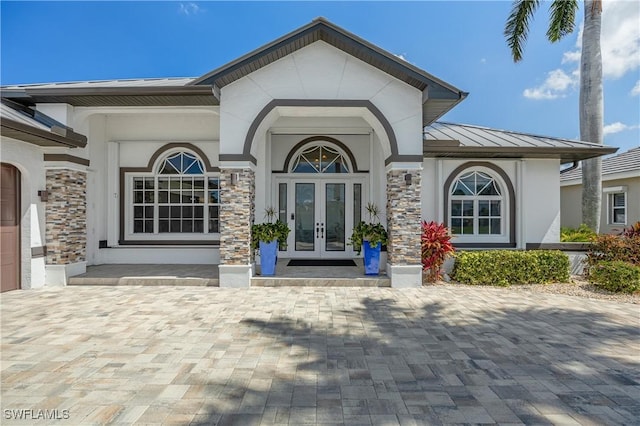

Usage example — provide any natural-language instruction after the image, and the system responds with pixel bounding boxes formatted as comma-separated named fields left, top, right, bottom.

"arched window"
left=449, top=170, right=504, bottom=236
left=289, top=143, right=352, bottom=173
left=131, top=149, right=219, bottom=235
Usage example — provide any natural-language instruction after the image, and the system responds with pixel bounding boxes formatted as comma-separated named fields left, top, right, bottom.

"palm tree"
left=505, top=0, right=603, bottom=233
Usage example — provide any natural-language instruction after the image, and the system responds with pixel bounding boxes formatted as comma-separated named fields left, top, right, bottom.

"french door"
left=275, top=177, right=366, bottom=258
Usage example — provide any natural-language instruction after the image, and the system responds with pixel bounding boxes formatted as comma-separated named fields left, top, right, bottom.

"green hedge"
left=589, top=261, right=640, bottom=294
left=452, top=250, right=570, bottom=286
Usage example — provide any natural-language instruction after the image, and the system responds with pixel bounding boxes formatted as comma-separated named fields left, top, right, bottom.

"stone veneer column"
left=45, top=169, right=87, bottom=285
left=386, top=167, right=423, bottom=287
left=218, top=168, right=255, bottom=287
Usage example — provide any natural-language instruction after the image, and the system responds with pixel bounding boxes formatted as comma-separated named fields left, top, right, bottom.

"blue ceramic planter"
left=259, top=240, right=278, bottom=276
left=363, top=241, right=381, bottom=275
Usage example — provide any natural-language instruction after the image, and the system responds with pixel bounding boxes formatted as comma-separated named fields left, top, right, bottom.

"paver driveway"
left=1, top=286, right=639, bottom=425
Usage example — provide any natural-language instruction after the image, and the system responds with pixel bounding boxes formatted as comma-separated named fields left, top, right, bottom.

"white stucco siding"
left=421, top=158, right=438, bottom=222
left=523, top=159, right=561, bottom=244
left=220, top=41, right=424, bottom=159
left=1, top=137, right=47, bottom=288
left=421, top=159, right=562, bottom=246
left=76, top=109, right=220, bottom=265
left=104, top=112, right=219, bottom=142
left=36, top=103, right=74, bottom=127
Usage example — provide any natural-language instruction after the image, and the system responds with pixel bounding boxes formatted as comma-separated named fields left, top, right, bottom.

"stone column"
left=386, top=166, right=423, bottom=287
left=45, top=168, right=87, bottom=285
left=218, top=167, right=255, bottom=287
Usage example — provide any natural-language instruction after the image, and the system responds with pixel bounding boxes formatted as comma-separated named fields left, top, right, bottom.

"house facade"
left=0, top=18, right=615, bottom=291
left=561, top=147, right=640, bottom=234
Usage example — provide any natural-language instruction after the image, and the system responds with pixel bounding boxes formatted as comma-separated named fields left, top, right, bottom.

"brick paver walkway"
left=1, top=286, right=638, bottom=425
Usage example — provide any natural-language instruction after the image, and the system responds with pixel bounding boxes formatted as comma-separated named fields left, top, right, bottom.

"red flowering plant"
left=622, top=221, right=640, bottom=238
left=421, top=221, right=455, bottom=282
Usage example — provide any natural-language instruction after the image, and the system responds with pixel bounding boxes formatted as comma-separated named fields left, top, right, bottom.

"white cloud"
left=603, top=121, right=640, bottom=136
left=525, top=0, right=640, bottom=100
left=523, top=69, right=577, bottom=99
left=560, top=1, right=639, bottom=78
left=179, top=3, right=201, bottom=15
left=632, top=80, right=640, bottom=96
left=600, top=0, right=640, bottom=79
left=562, top=50, right=581, bottom=64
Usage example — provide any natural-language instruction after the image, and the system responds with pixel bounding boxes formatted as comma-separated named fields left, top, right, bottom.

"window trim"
left=443, top=162, right=516, bottom=248
left=118, top=143, right=220, bottom=246
left=607, top=191, right=627, bottom=225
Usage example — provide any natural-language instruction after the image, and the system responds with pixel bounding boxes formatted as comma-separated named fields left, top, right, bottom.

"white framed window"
left=289, top=142, right=352, bottom=174
left=448, top=169, right=508, bottom=243
left=608, top=192, right=627, bottom=225
left=126, top=150, right=219, bottom=241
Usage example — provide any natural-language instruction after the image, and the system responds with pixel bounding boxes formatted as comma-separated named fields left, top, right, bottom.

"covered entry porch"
left=68, top=260, right=390, bottom=287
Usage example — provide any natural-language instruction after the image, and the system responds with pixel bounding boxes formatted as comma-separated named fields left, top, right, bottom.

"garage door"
left=1, top=163, right=20, bottom=292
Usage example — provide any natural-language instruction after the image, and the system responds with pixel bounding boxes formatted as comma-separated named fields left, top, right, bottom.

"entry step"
left=251, top=277, right=390, bottom=287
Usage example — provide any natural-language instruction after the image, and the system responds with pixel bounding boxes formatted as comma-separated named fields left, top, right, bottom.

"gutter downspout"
left=561, top=161, right=580, bottom=174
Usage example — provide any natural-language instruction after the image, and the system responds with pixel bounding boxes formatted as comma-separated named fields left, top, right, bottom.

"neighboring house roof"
left=423, top=122, right=617, bottom=164
left=190, top=17, right=467, bottom=126
left=0, top=99, right=87, bottom=148
left=1, top=18, right=466, bottom=124
left=560, top=146, right=640, bottom=183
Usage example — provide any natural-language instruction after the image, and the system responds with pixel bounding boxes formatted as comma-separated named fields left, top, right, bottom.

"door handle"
left=316, top=223, right=320, bottom=238
left=291, top=213, right=294, bottom=220
left=321, top=223, right=324, bottom=239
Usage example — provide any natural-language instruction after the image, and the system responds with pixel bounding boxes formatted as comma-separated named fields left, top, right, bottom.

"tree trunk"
left=580, top=0, right=604, bottom=233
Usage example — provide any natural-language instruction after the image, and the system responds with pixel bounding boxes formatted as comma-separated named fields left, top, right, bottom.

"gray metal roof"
left=0, top=19, right=465, bottom=119
left=190, top=17, right=467, bottom=126
left=1, top=102, right=49, bottom=131
left=2, top=77, right=195, bottom=90
left=1, top=100, right=87, bottom=148
left=424, top=122, right=617, bottom=163
left=560, top=146, right=640, bottom=181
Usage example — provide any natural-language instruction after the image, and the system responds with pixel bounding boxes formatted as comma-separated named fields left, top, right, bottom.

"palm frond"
left=547, top=0, right=578, bottom=42
left=505, top=0, right=541, bottom=62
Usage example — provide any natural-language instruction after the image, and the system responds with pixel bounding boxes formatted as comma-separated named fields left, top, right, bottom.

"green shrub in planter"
left=452, top=250, right=569, bottom=286
left=589, top=261, right=640, bottom=294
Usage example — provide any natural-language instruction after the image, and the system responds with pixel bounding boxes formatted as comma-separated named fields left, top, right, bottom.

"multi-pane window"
left=609, top=192, right=626, bottom=225
left=290, top=144, right=351, bottom=173
left=131, top=151, right=219, bottom=235
left=450, top=171, right=503, bottom=236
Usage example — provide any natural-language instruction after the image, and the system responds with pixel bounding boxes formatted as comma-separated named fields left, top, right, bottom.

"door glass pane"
left=353, top=184, right=362, bottom=226
left=295, top=183, right=315, bottom=251
left=279, top=183, right=287, bottom=251
left=325, top=183, right=345, bottom=251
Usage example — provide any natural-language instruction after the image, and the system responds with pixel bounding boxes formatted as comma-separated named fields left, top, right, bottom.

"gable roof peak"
left=190, top=18, right=466, bottom=125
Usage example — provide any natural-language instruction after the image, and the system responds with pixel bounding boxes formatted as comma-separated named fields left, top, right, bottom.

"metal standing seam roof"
left=1, top=100, right=87, bottom=148
left=0, top=78, right=215, bottom=107
left=423, top=122, right=618, bottom=163
left=1, top=77, right=196, bottom=90
left=560, top=146, right=640, bottom=181
left=1, top=102, right=50, bottom=131
left=0, top=18, right=466, bottom=119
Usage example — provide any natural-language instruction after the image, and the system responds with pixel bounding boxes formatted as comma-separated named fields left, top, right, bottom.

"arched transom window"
left=289, top=143, right=352, bottom=173
left=450, top=170, right=503, bottom=236
left=131, top=150, right=219, bottom=235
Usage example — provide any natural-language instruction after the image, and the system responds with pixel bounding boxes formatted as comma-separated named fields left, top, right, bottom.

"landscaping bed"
left=423, top=276, right=640, bottom=304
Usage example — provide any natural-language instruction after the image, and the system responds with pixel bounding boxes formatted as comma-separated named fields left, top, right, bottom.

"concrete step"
left=251, top=276, right=390, bottom=287
left=68, top=277, right=219, bottom=286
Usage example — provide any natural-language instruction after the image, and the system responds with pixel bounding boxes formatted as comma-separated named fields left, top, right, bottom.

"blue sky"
left=2, top=1, right=639, bottom=153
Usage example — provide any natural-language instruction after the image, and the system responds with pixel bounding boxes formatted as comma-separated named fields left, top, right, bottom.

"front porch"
left=68, top=260, right=390, bottom=287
